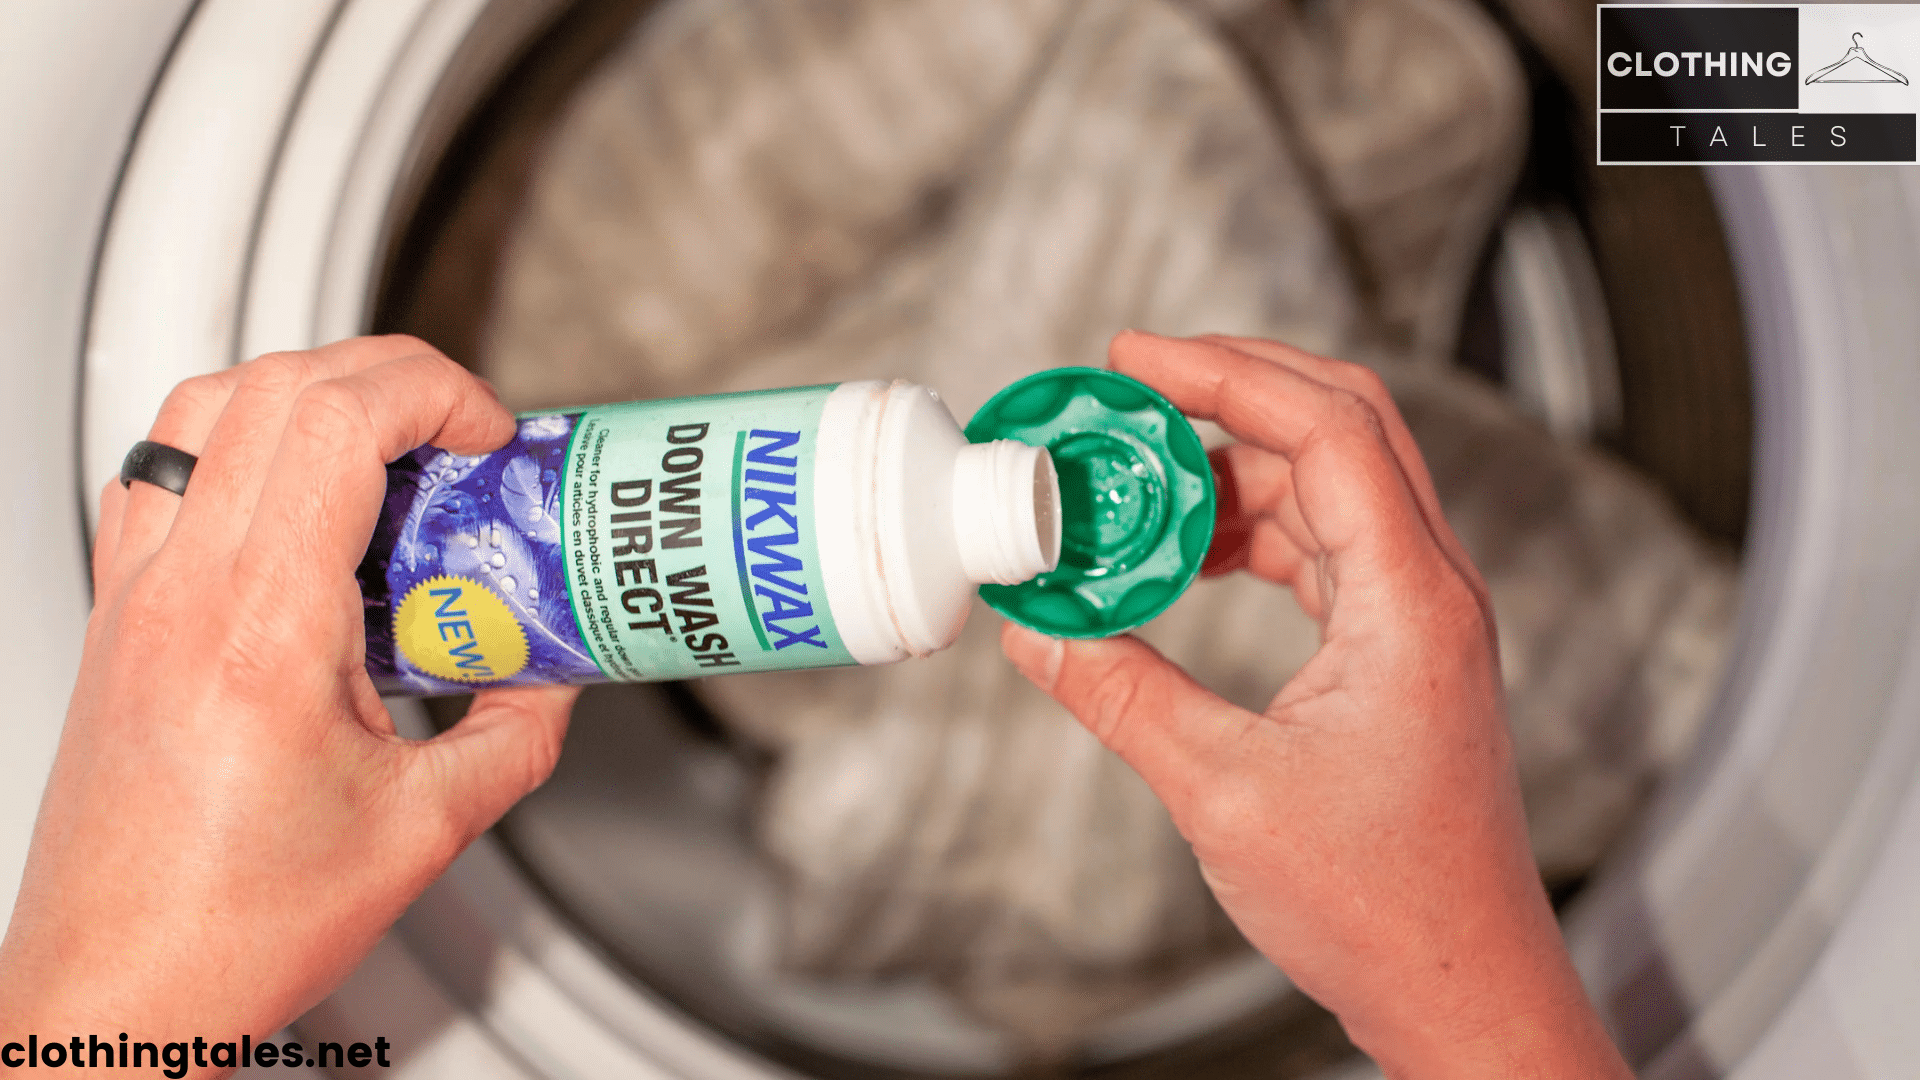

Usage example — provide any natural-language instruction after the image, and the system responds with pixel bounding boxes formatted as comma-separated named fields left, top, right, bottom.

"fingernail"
left=1003, top=622, right=1065, bottom=690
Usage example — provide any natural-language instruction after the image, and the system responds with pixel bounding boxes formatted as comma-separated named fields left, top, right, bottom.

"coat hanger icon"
left=1805, top=32, right=1909, bottom=85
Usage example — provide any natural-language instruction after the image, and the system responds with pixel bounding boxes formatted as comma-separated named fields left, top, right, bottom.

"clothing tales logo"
left=1599, top=5, right=1917, bottom=164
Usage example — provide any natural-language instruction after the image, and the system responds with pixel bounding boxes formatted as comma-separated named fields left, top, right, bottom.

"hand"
left=1002, top=332, right=1631, bottom=1078
left=0, top=337, right=577, bottom=1052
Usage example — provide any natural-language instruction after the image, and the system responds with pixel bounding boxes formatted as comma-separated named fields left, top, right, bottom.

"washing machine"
left=3, top=1, right=1920, bottom=1077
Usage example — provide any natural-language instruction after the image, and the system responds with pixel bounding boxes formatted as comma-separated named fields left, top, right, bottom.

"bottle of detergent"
left=359, top=370, right=1212, bottom=695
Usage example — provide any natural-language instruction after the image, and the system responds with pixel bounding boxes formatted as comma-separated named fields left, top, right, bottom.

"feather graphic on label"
left=518, top=414, right=573, bottom=443
left=443, top=516, right=596, bottom=671
left=395, top=451, right=482, bottom=572
left=501, top=454, right=562, bottom=545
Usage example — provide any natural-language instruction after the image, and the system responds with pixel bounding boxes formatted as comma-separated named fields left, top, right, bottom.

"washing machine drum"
left=6, top=1, right=1920, bottom=1078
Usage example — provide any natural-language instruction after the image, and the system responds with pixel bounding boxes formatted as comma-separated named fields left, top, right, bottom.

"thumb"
left=1001, top=621, right=1247, bottom=801
left=418, top=684, right=578, bottom=843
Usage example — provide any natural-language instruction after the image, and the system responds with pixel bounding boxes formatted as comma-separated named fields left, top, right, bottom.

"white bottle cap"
left=950, top=440, right=1061, bottom=586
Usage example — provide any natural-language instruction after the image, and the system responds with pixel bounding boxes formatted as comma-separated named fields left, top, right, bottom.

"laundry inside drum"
left=386, top=0, right=1749, bottom=1075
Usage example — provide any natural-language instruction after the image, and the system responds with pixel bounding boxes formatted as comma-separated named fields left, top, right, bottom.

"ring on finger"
left=119, top=440, right=199, bottom=497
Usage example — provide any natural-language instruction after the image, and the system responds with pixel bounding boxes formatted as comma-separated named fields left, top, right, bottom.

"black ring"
left=119, top=440, right=198, bottom=497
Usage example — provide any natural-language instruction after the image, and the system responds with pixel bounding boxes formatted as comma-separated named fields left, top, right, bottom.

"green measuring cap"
left=965, top=367, right=1214, bottom=638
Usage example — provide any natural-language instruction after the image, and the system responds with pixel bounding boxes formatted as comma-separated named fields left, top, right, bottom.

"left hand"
left=0, top=336, right=577, bottom=1051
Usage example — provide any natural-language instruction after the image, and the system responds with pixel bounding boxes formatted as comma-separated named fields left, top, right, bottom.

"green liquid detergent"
left=968, top=368, right=1215, bottom=639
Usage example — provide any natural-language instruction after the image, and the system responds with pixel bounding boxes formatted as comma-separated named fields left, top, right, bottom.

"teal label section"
left=558, top=385, right=855, bottom=679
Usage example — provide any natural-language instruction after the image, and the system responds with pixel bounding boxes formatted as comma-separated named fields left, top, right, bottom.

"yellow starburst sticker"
left=393, top=575, right=528, bottom=683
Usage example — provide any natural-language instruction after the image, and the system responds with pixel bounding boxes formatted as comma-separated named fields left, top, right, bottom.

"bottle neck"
left=950, top=440, right=1060, bottom=586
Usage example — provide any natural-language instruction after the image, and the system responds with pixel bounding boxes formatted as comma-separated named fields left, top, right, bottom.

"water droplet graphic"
left=527, top=587, right=539, bottom=601
left=440, top=469, right=457, bottom=482
left=528, top=507, right=543, bottom=521
left=501, top=576, right=516, bottom=593
left=490, top=553, right=506, bottom=568
left=463, top=535, right=479, bottom=549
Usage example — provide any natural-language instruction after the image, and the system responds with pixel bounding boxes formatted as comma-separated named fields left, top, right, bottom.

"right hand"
left=1001, top=331, right=1631, bottom=1078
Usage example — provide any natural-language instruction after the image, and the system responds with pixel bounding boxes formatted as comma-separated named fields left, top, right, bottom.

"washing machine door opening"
left=376, top=1, right=1763, bottom=1077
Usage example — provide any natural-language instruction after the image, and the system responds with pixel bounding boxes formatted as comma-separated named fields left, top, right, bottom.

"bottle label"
left=360, top=385, right=855, bottom=693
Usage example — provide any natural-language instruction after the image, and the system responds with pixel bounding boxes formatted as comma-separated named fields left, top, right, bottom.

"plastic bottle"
left=359, top=381, right=1062, bottom=694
